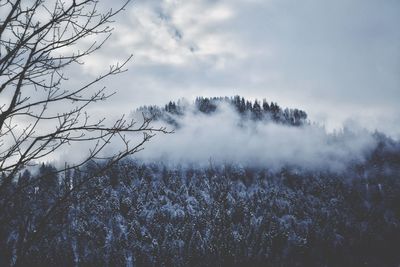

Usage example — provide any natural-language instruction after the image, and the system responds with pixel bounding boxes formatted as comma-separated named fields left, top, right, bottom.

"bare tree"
left=0, top=0, right=168, bottom=264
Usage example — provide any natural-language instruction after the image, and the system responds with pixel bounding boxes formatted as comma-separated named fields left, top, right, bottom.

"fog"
left=135, top=103, right=377, bottom=172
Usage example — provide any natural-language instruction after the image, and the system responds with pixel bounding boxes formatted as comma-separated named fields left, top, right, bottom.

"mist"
left=134, top=103, right=377, bottom=172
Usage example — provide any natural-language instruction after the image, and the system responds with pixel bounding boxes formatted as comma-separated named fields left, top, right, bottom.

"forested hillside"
left=1, top=98, right=400, bottom=267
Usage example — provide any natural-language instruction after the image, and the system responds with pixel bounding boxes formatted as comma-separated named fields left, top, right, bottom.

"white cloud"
left=135, top=103, right=377, bottom=172
left=82, top=0, right=244, bottom=71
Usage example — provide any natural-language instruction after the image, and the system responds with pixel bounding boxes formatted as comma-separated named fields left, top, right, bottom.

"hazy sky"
left=78, top=0, right=400, bottom=137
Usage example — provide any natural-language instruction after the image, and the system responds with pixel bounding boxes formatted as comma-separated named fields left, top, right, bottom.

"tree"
left=0, top=0, right=168, bottom=265
left=252, top=100, right=262, bottom=120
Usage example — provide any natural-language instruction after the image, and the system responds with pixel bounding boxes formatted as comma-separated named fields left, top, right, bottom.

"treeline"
left=137, top=96, right=308, bottom=126
left=1, top=134, right=399, bottom=266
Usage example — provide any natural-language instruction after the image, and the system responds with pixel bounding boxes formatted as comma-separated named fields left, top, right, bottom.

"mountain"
left=1, top=97, right=400, bottom=266
left=3, top=134, right=400, bottom=266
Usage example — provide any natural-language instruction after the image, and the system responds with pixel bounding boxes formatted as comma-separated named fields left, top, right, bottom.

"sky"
left=77, top=0, right=400, bottom=138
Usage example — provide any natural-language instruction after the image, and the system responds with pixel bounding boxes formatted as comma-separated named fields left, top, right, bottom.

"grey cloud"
left=135, top=104, right=377, bottom=172
left=75, top=0, right=400, bottom=138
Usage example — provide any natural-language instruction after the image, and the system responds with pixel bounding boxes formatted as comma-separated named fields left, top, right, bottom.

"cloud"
left=83, top=0, right=241, bottom=71
left=64, top=0, right=400, bottom=138
left=135, top=103, right=377, bottom=172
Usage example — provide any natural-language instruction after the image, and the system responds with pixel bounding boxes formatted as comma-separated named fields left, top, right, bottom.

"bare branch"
left=0, top=1, right=171, bottom=264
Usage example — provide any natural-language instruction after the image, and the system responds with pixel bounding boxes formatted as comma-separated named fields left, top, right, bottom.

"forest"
left=1, top=97, right=399, bottom=267
left=137, top=96, right=308, bottom=127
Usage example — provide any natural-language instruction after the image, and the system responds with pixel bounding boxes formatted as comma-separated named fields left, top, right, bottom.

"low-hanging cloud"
left=135, top=103, right=377, bottom=172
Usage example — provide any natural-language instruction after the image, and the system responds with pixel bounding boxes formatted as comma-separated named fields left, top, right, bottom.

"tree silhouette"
left=0, top=1, right=168, bottom=264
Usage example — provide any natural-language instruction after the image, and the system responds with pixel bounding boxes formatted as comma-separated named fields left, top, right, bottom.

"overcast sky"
left=79, top=0, right=400, bottom=138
